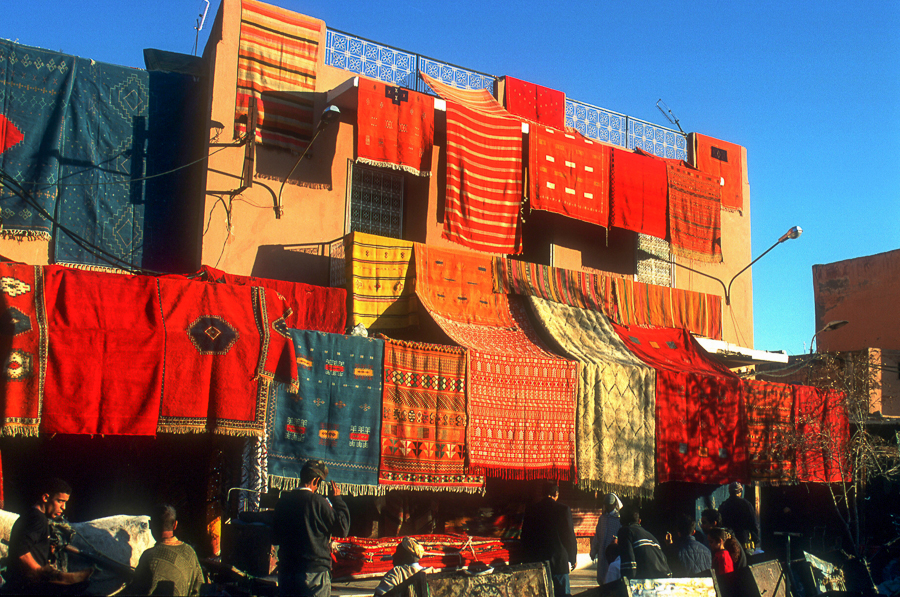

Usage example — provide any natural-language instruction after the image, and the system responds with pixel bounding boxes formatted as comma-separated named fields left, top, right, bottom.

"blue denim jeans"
left=551, top=572, right=570, bottom=597
left=278, top=570, right=330, bottom=597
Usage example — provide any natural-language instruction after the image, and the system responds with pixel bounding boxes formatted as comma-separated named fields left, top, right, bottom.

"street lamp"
left=809, top=319, right=849, bottom=354
left=642, top=226, right=803, bottom=305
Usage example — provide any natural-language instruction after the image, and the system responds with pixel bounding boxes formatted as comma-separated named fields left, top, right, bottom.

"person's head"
left=392, top=537, right=425, bottom=567
left=543, top=482, right=560, bottom=500
left=36, top=478, right=72, bottom=519
left=675, top=514, right=696, bottom=538
left=707, top=527, right=728, bottom=551
left=603, top=493, right=622, bottom=514
left=700, top=508, right=721, bottom=533
left=300, top=459, right=329, bottom=491
left=604, top=540, right=620, bottom=563
left=728, top=482, right=743, bottom=497
left=724, top=536, right=743, bottom=564
left=149, top=504, right=178, bottom=541
left=622, top=507, right=641, bottom=525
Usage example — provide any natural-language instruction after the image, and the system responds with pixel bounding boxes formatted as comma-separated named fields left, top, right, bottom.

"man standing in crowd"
left=521, top=482, right=578, bottom=597
left=617, top=507, right=671, bottom=580
left=130, top=504, right=204, bottom=596
left=273, top=459, right=350, bottom=597
left=719, top=482, right=761, bottom=551
left=590, top=493, right=623, bottom=585
left=5, top=478, right=93, bottom=593
left=668, top=514, right=711, bottom=576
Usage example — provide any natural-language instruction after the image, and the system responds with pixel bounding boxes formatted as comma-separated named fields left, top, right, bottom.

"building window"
left=347, top=161, right=404, bottom=239
left=636, top=233, right=673, bottom=287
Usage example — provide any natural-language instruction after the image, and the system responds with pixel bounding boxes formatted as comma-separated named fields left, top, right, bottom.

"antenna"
left=656, top=99, right=686, bottom=135
left=193, top=0, right=210, bottom=56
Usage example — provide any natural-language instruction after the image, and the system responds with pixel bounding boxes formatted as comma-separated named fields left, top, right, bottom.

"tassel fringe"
left=356, top=158, right=431, bottom=177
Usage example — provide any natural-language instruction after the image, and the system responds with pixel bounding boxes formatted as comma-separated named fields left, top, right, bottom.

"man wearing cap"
left=373, top=537, right=431, bottom=595
left=273, top=459, right=350, bottom=597
left=590, top=493, right=623, bottom=586
left=718, top=482, right=760, bottom=551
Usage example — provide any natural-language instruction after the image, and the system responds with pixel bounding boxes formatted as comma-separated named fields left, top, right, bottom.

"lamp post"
left=276, top=105, right=342, bottom=217
left=646, top=226, right=803, bottom=305
left=809, top=319, right=849, bottom=354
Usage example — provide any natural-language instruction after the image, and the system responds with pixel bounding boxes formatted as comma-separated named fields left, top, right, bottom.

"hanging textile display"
left=420, top=72, right=524, bottom=255
left=357, top=79, right=434, bottom=176
left=41, top=267, right=164, bottom=436
left=529, top=126, right=611, bottom=228
left=494, top=258, right=723, bottom=340
left=502, top=75, right=566, bottom=129
left=609, top=147, right=667, bottom=240
left=742, top=379, right=795, bottom=484
left=415, top=246, right=577, bottom=480
left=198, top=265, right=347, bottom=334
left=269, top=329, right=384, bottom=494
left=235, top=0, right=322, bottom=153
left=612, top=277, right=723, bottom=340
left=614, top=323, right=747, bottom=484
left=345, top=232, right=417, bottom=330
left=794, top=385, right=850, bottom=483
left=379, top=338, right=484, bottom=494
left=239, top=436, right=267, bottom=512
left=692, top=133, right=744, bottom=212
left=0, top=263, right=48, bottom=436
left=0, top=40, right=76, bottom=239
left=526, top=297, right=656, bottom=497
left=157, top=276, right=297, bottom=436
left=416, top=244, right=513, bottom=327
left=665, top=162, right=723, bottom=263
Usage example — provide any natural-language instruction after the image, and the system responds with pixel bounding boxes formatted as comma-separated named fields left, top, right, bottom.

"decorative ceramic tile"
left=325, top=30, right=417, bottom=88
left=628, top=117, right=687, bottom=160
left=417, top=57, right=496, bottom=94
left=565, top=99, right=626, bottom=147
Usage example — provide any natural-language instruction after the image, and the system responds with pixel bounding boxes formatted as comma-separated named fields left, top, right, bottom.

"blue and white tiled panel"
left=325, top=30, right=418, bottom=89
left=417, top=57, right=496, bottom=95
left=628, top=118, right=687, bottom=160
left=565, top=100, right=627, bottom=147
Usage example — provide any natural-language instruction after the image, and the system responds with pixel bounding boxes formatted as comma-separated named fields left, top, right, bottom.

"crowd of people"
left=2, top=466, right=764, bottom=597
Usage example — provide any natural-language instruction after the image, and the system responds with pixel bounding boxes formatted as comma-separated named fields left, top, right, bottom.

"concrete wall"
left=813, top=248, right=900, bottom=353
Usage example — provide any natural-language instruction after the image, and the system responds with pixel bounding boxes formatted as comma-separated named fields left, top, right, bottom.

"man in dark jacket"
left=617, top=507, right=671, bottom=580
left=669, top=514, right=711, bottom=576
left=273, top=460, right=350, bottom=597
left=719, top=482, right=760, bottom=551
left=521, top=482, right=577, bottom=597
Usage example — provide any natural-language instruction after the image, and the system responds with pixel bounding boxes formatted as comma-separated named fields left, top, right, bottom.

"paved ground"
left=331, top=558, right=601, bottom=596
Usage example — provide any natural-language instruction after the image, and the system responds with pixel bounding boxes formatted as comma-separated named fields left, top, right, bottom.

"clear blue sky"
left=3, top=0, right=898, bottom=355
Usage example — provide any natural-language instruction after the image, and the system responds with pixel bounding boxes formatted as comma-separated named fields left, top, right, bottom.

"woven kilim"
left=526, top=297, right=655, bottom=497
left=742, top=379, right=795, bottom=484
left=614, top=323, right=747, bottom=484
left=692, top=133, right=744, bottom=212
left=666, top=162, right=723, bottom=263
left=794, top=385, right=850, bottom=483
left=503, top=75, right=566, bottom=130
left=379, top=337, right=484, bottom=494
left=0, top=40, right=76, bottom=239
left=419, top=290, right=578, bottom=480
left=0, top=263, right=48, bottom=436
left=613, top=277, right=723, bottom=340
left=529, top=125, right=611, bottom=227
left=269, top=330, right=384, bottom=494
left=198, top=265, right=347, bottom=334
left=415, top=244, right=513, bottom=327
left=332, top=533, right=521, bottom=580
left=420, top=72, right=524, bottom=255
left=235, top=0, right=322, bottom=153
left=347, top=232, right=417, bottom=330
left=41, top=267, right=163, bottom=436
left=157, top=277, right=297, bottom=436
left=609, top=147, right=667, bottom=241
left=494, top=257, right=723, bottom=340
left=0, top=115, right=23, bottom=154
left=357, top=79, right=434, bottom=176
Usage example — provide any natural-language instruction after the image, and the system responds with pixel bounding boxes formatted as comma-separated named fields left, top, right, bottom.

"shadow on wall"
left=251, top=244, right=332, bottom=286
